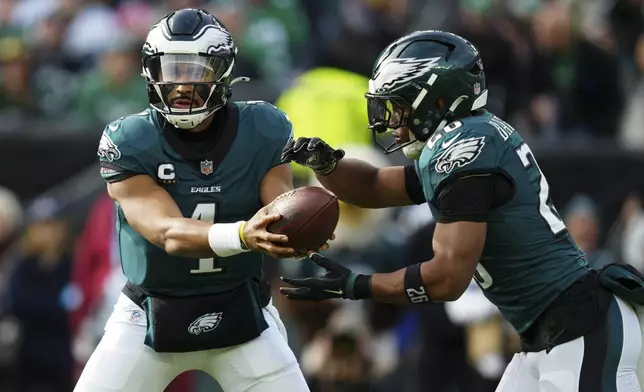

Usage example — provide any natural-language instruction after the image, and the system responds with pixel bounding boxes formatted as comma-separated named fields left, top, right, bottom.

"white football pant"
left=496, top=295, right=641, bottom=392
left=74, top=293, right=309, bottom=392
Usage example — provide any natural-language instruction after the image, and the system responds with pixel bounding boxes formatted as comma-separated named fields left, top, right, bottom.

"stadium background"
left=1, top=0, right=644, bottom=391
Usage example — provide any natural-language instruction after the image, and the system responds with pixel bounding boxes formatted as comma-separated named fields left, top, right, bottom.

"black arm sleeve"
left=100, top=161, right=143, bottom=184
left=436, top=173, right=515, bottom=223
left=404, top=164, right=426, bottom=205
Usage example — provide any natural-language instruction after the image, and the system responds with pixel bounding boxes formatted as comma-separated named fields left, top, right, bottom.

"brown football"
left=266, top=186, right=339, bottom=253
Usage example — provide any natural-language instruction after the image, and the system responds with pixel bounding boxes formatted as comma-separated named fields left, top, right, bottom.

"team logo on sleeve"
left=97, top=132, right=121, bottom=162
left=188, top=312, right=223, bottom=335
left=434, top=136, right=486, bottom=174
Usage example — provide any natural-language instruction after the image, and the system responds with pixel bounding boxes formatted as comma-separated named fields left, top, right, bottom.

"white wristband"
left=208, top=221, right=249, bottom=257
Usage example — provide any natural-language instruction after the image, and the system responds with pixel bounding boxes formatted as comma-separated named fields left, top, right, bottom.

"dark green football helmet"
left=366, top=30, right=487, bottom=159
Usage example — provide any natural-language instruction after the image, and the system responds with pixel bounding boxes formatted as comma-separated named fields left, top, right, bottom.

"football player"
left=74, top=8, right=312, bottom=392
left=281, top=30, right=643, bottom=391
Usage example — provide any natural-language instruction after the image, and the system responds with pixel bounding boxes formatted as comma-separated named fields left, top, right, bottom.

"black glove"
left=280, top=137, right=345, bottom=175
left=280, top=253, right=371, bottom=301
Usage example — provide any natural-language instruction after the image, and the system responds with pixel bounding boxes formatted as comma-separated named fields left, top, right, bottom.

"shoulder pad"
left=97, top=110, right=157, bottom=182
left=420, top=119, right=500, bottom=181
left=238, top=101, right=293, bottom=169
left=459, top=114, right=516, bottom=141
left=241, top=100, right=293, bottom=141
left=102, top=110, right=159, bottom=149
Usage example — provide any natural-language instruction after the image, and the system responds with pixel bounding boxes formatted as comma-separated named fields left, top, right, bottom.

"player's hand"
left=280, top=253, right=361, bottom=301
left=280, top=137, right=345, bottom=175
left=291, top=233, right=336, bottom=259
left=243, top=207, right=296, bottom=258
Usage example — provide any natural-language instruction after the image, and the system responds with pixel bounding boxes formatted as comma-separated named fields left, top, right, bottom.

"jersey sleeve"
left=97, top=118, right=148, bottom=183
left=250, top=101, right=294, bottom=169
left=404, top=163, right=426, bottom=205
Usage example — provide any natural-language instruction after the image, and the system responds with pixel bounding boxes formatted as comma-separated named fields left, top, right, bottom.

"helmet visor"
left=145, top=53, right=232, bottom=83
left=144, top=54, right=234, bottom=117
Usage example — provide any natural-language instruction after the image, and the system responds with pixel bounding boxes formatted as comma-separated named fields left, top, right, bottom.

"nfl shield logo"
left=473, top=83, right=481, bottom=95
left=200, top=160, right=214, bottom=175
left=130, top=310, right=143, bottom=325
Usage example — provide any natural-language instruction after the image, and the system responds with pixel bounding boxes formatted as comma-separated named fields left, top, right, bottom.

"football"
left=267, top=186, right=339, bottom=253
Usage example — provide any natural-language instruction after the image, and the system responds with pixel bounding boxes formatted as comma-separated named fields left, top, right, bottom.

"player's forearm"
left=316, top=158, right=383, bottom=208
left=369, top=257, right=468, bottom=303
left=158, top=217, right=215, bottom=258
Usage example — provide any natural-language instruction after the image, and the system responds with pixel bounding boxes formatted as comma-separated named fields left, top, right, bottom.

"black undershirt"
left=161, top=108, right=224, bottom=157
left=404, top=164, right=515, bottom=222
left=161, top=102, right=240, bottom=171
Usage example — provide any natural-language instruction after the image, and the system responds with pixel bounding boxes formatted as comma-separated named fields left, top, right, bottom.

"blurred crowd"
left=1, top=0, right=644, bottom=391
left=1, top=0, right=644, bottom=147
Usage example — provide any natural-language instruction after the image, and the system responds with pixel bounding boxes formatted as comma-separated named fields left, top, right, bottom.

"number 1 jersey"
left=414, top=112, right=588, bottom=333
left=97, top=102, right=292, bottom=296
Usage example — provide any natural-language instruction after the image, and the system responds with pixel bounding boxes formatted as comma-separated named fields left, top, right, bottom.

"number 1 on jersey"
left=190, top=203, right=224, bottom=274
left=515, top=143, right=566, bottom=235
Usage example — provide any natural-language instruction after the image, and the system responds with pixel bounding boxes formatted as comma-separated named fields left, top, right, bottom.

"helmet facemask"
left=142, top=53, right=234, bottom=129
left=367, top=79, right=456, bottom=159
left=366, top=93, right=412, bottom=154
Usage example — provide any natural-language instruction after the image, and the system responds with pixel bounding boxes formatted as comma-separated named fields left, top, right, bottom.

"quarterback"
left=74, top=8, right=311, bottom=392
left=281, top=30, right=644, bottom=391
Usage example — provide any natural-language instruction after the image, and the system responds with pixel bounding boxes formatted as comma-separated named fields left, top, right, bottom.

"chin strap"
left=226, top=76, right=250, bottom=99
left=434, top=95, right=468, bottom=133
left=230, top=76, right=250, bottom=86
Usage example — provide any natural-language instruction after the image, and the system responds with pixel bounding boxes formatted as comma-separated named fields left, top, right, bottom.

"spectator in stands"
left=210, top=0, right=310, bottom=89
left=0, top=34, right=34, bottom=130
left=0, top=186, right=22, bottom=256
left=606, top=0, right=644, bottom=85
left=300, top=305, right=374, bottom=392
left=28, top=10, right=84, bottom=121
left=563, top=194, right=614, bottom=268
left=619, top=192, right=644, bottom=272
left=7, top=197, right=73, bottom=392
left=453, top=0, right=526, bottom=120
left=531, top=2, right=624, bottom=139
left=74, top=36, right=147, bottom=127
left=620, top=33, right=644, bottom=150
left=69, top=194, right=120, bottom=363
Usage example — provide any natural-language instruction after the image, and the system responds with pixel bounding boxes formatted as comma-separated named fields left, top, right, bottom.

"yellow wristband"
left=239, top=221, right=249, bottom=250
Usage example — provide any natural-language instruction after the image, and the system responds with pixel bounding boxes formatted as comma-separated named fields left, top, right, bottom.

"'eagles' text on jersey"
left=97, top=101, right=292, bottom=296
left=415, top=112, right=587, bottom=333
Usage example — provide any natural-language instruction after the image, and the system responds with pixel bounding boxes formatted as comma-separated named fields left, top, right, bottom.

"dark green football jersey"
left=415, top=112, right=588, bottom=333
left=97, top=101, right=292, bottom=296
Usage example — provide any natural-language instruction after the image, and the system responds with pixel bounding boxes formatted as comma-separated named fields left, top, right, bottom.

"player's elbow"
left=160, top=229, right=192, bottom=257
left=152, top=230, right=178, bottom=255
left=428, top=259, right=474, bottom=302
left=162, top=238, right=184, bottom=256
left=429, top=277, right=468, bottom=302
left=156, top=224, right=186, bottom=256
left=441, top=277, right=470, bottom=301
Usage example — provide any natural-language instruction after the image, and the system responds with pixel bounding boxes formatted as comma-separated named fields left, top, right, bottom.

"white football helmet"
left=141, top=8, right=244, bottom=129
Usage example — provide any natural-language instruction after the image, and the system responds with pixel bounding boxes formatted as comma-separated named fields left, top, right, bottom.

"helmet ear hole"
left=469, top=60, right=483, bottom=76
left=434, top=98, right=445, bottom=111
